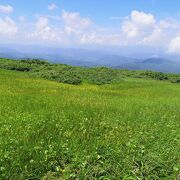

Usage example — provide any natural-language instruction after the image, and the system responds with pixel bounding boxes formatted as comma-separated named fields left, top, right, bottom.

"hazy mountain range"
left=0, top=45, right=180, bottom=73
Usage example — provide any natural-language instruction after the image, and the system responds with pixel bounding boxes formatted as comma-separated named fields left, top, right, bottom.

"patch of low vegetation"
left=0, top=58, right=180, bottom=85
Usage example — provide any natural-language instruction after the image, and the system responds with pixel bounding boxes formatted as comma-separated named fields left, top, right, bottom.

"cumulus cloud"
left=122, top=10, right=156, bottom=38
left=0, top=16, right=18, bottom=35
left=29, top=17, right=59, bottom=41
left=120, top=10, right=180, bottom=51
left=27, top=11, right=94, bottom=45
left=0, top=5, right=13, bottom=14
left=168, top=35, right=180, bottom=55
left=48, top=3, right=57, bottom=11
left=62, top=10, right=92, bottom=35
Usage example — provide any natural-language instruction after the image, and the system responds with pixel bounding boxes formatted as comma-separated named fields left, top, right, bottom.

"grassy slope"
left=0, top=69, right=180, bottom=179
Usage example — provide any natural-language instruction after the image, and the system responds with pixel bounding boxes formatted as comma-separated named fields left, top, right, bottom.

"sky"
left=1, top=0, right=180, bottom=56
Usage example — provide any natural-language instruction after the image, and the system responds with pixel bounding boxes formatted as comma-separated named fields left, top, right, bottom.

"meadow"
left=0, top=67, right=180, bottom=179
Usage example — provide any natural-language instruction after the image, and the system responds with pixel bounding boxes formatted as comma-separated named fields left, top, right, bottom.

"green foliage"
left=170, top=78, right=180, bottom=83
left=21, top=59, right=50, bottom=65
left=140, top=70, right=169, bottom=80
left=0, top=58, right=32, bottom=72
left=38, top=69, right=82, bottom=85
left=168, top=75, right=180, bottom=83
left=81, top=67, right=118, bottom=85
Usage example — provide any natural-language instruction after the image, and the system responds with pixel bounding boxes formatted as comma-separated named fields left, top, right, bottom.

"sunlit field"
left=0, top=69, right=180, bottom=179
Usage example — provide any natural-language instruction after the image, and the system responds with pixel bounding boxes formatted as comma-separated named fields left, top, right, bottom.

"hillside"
left=0, top=65, right=180, bottom=179
left=0, top=58, right=180, bottom=85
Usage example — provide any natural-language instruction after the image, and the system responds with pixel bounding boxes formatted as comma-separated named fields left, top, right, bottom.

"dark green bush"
left=38, top=70, right=82, bottom=85
left=140, top=71, right=168, bottom=80
left=55, top=71, right=82, bottom=85
left=169, top=78, right=180, bottom=83
left=0, top=61, right=31, bottom=72
left=20, top=59, right=50, bottom=65
left=82, top=67, right=118, bottom=85
left=0, top=59, right=50, bottom=72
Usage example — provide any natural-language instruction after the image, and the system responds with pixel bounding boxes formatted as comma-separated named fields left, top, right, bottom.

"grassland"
left=0, top=69, right=180, bottom=179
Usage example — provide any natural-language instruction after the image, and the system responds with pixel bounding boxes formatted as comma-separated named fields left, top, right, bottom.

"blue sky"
left=1, top=0, right=180, bottom=55
left=1, top=0, right=180, bottom=25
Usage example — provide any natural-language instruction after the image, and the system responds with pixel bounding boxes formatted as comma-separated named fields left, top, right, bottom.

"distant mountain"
left=0, top=45, right=138, bottom=67
left=142, top=58, right=169, bottom=64
left=97, top=55, right=138, bottom=67
left=117, top=58, right=180, bottom=73
left=0, top=45, right=180, bottom=73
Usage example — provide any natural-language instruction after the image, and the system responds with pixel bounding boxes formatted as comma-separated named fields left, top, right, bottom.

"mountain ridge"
left=0, top=45, right=180, bottom=73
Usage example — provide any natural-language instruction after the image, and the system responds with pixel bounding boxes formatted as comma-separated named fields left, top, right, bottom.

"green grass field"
left=0, top=69, right=180, bottom=179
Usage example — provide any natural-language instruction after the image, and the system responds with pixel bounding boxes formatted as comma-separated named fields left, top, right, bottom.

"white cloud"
left=27, top=11, right=95, bottom=45
left=0, top=5, right=13, bottom=14
left=29, top=17, right=59, bottom=41
left=60, top=10, right=118, bottom=45
left=48, top=3, right=57, bottom=11
left=120, top=10, right=180, bottom=52
left=122, top=10, right=156, bottom=38
left=168, top=35, right=180, bottom=55
left=0, top=16, right=18, bottom=35
left=140, top=18, right=180, bottom=48
left=131, top=10, right=155, bottom=26
left=140, top=27, right=163, bottom=45
left=80, top=33, right=123, bottom=45
left=62, top=10, right=92, bottom=35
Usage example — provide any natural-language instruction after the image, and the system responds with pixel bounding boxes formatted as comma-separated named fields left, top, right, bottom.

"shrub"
left=82, top=67, right=117, bottom=85
left=20, top=59, right=50, bottom=65
left=56, top=71, right=82, bottom=85
left=169, top=78, right=180, bottom=83
left=0, top=61, right=31, bottom=72
left=38, top=70, right=82, bottom=85
left=140, top=71, right=168, bottom=80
